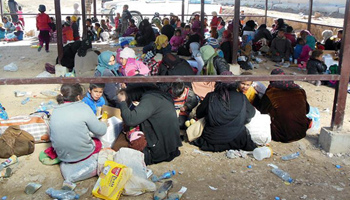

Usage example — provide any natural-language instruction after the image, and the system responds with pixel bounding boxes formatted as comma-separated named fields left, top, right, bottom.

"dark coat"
left=253, top=28, right=273, bottom=43
left=120, top=92, right=182, bottom=164
left=220, top=41, right=233, bottom=64
left=161, top=24, right=175, bottom=41
left=324, top=38, right=335, bottom=50
left=259, top=87, right=311, bottom=143
left=136, top=20, right=156, bottom=46
left=307, top=58, right=327, bottom=74
left=195, top=90, right=256, bottom=151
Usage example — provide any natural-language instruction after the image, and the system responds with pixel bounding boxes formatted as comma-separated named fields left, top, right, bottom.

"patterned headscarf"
left=269, top=68, right=300, bottom=90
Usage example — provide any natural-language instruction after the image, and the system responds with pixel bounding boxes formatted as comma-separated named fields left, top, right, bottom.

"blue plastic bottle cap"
left=75, top=194, right=80, bottom=199
left=336, top=165, right=342, bottom=169
left=296, top=152, right=300, bottom=156
left=288, top=178, right=293, bottom=183
left=171, top=170, right=176, bottom=175
left=247, top=165, right=252, bottom=169
left=2, top=196, right=7, bottom=200
left=275, top=197, right=280, bottom=200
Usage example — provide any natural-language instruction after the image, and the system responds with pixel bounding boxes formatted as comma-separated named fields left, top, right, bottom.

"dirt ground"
left=1, top=1, right=350, bottom=200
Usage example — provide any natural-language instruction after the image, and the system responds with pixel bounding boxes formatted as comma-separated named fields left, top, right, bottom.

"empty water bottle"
left=46, top=188, right=79, bottom=200
left=271, top=168, right=293, bottom=183
left=154, top=180, right=173, bottom=200
left=281, top=152, right=300, bottom=161
left=21, top=97, right=30, bottom=105
left=152, top=170, right=176, bottom=182
left=38, top=101, right=56, bottom=111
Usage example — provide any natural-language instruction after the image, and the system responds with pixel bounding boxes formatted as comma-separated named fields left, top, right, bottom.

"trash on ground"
left=25, top=183, right=42, bottom=194
left=271, top=167, right=293, bottom=183
left=154, top=180, right=173, bottom=200
left=166, top=186, right=187, bottom=200
left=46, top=188, right=80, bottom=199
left=21, top=97, right=30, bottom=105
left=281, top=152, right=300, bottom=161
left=193, top=149, right=211, bottom=156
left=247, top=165, right=252, bottom=169
left=14, top=91, right=32, bottom=97
left=146, top=169, right=153, bottom=179
left=267, top=163, right=279, bottom=169
left=208, top=186, right=218, bottom=191
left=336, top=165, right=342, bottom=169
left=152, top=170, right=176, bottom=182
left=4, top=63, right=18, bottom=72
left=40, top=90, right=59, bottom=97
left=62, top=181, right=76, bottom=191
left=61, top=154, right=98, bottom=183
left=0, top=155, right=18, bottom=171
left=36, top=101, right=57, bottom=112
left=1, top=196, right=7, bottom=200
left=226, top=150, right=249, bottom=159
left=36, top=71, right=53, bottom=78
left=253, top=147, right=273, bottom=161
left=0, top=168, right=12, bottom=178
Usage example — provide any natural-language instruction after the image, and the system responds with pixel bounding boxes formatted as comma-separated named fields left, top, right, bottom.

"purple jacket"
left=170, top=35, right=184, bottom=51
left=123, top=25, right=139, bottom=37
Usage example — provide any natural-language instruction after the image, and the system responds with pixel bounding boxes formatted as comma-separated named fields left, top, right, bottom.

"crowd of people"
left=1, top=3, right=343, bottom=166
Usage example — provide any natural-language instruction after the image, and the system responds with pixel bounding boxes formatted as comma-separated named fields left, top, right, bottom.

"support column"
left=181, top=0, right=185, bottom=22
left=54, top=0, right=64, bottom=64
left=0, top=0, right=3, bottom=20
left=232, top=0, right=240, bottom=64
left=265, top=0, right=268, bottom=25
left=307, top=0, right=313, bottom=31
left=93, top=0, right=97, bottom=19
left=81, top=0, right=87, bottom=39
left=331, top=0, right=350, bottom=130
left=200, top=0, right=205, bottom=38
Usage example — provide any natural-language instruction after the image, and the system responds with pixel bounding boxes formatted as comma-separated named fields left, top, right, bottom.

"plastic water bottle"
left=281, top=152, right=300, bottom=161
left=21, top=97, right=30, bottom=105
left=152, top=170, right=176, bottom=182
left=271, top=168, right=293, bottom=183
left=46, top=188, right=80, bottom=200
left=154, top=180, right=173, bottom=200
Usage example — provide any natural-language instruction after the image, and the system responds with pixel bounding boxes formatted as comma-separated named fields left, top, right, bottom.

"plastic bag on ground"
left=4, top=63, right=18, bottom=72
left=97, top=148, right=116, bottom=175
left=306, top=106, right=320, bottom=131
left=60, top=154, right=98, bottom=183
left=114, top=148, right=156, bottom=196
left=246, top=109, right=271, bottom=146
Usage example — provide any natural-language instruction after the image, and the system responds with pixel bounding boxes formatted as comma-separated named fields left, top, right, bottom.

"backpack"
left=0, top=125, right=35, bottom=158
left=0, top=103, right=8, bottom=120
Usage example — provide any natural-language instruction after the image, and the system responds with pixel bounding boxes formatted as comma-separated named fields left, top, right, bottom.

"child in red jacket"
left=36, top=5, right=51, bottom=52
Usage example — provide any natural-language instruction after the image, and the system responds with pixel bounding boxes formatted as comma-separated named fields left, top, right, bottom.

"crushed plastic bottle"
left=166, top=186, right=187, bottom=200
left=46, top=188, right=80, bottom=200
left=37, top=101, right=56, bottom=111
left=154, top=180, right=173, bottom=200
left=271, top=168, right=293, bottom=183
left=21, top=97, right=30, bottom=105
left=40, top=90, right=59, bottom=97
left=152, top=170, right=176, bottom=182
left=281, top=152, right=300, bottom=161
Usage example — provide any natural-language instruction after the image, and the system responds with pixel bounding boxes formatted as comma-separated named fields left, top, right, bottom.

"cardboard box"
left=97, top=105, right=122, bottom=121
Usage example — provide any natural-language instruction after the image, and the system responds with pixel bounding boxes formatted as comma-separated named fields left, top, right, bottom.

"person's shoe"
left=46, top=50, right=49, bottom=53
left=37, top=46, right=42, bottom=52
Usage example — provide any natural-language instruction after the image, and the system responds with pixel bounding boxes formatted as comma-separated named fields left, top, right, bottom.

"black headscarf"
left=269, top=69, right=300, bottom=90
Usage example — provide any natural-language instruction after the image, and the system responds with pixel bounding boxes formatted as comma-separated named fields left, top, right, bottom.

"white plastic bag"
left=246, top=109, right=271, bottom=145
left=114, top=148, right=156, bottom=196
left=60, top=154, right=98, bottom=183
left=4, top=63, right=18, bottom=72
left=97, top=148, right=116, bottom=175
left=306, top=106, right=320, bottom=132
left=97, top=116, right=123, bottom=148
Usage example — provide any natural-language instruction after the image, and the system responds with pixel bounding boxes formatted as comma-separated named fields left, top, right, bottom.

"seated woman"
left=50, top=84, right=107, bottom=163
left=123, top=19, right=139, bottom=37
left=95, top=51, right=121, bottom=107
left=192, top=82, right=257, bottom=152
left=220, top=30, right=233, bottom=64
left=298, top=35, right=316, bottom=64
left=117, top=83, right=182, bottom=165
left=200, top=45, right=230, bottom=75
left=142, top=34, right=171, bottom=56
left=136, top=19, right=156, bottom=46
left=258, top=69, right=311, bottom=143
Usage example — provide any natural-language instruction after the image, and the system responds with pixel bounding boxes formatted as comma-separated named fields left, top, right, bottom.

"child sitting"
left=169, top=82, right=198, bottom=130
left=101, top=19, right=110, bottom=32
left=236, top=72, right=258, bottom=105
left=143, top=34, right=172, bottom=56
left=2, top=17, right=15, bottom=33
left=182, top=25, right=191, bottom=39
left=170, top=29, right=184, bottom=52
left=307, top=50, right=327, bottom=75
left=293, top=38, right=304, bottom=61
left=4, top=23, right=23, bottom=41
left=119, top=47, right=150, bottom=76
left=240, top=35, right=253, bottom=58
left=94, top=23, right=104, bottom=41
left=206, top=37, right=224, bottom=58
left=62, top=21, right=73, bottom=44
left=50, top=83, right=107, bottom=163
left=82, top=83, right=106, bottom=114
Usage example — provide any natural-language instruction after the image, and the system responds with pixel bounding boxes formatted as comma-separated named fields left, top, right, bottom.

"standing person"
left=71, top=15, right=79, bottom=41
left=36, top=5, right=51, bottom=52
left=192, top=82, right=257, bottom=152
left=17, top=6, right=24, bottom=27
left=86, top=18, right=94, bottom=42
left=121, top=5, right=132, bottom=35
left=8, top=0, right=19, bottom=23
left=86, top=0, right=93, bottom=19
left=73, top=3, right=81, bottom=28
left=62, top=22, right=74, bottom=44
left=210, top=11, right=219, bottom=38
left=50, top=84, right=107, bottom=163
left=258, top=69, right=311, bottom=143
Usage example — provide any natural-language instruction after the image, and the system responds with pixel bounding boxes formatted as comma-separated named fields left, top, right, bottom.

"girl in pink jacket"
left=170, top=29, right=184, bottom=52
